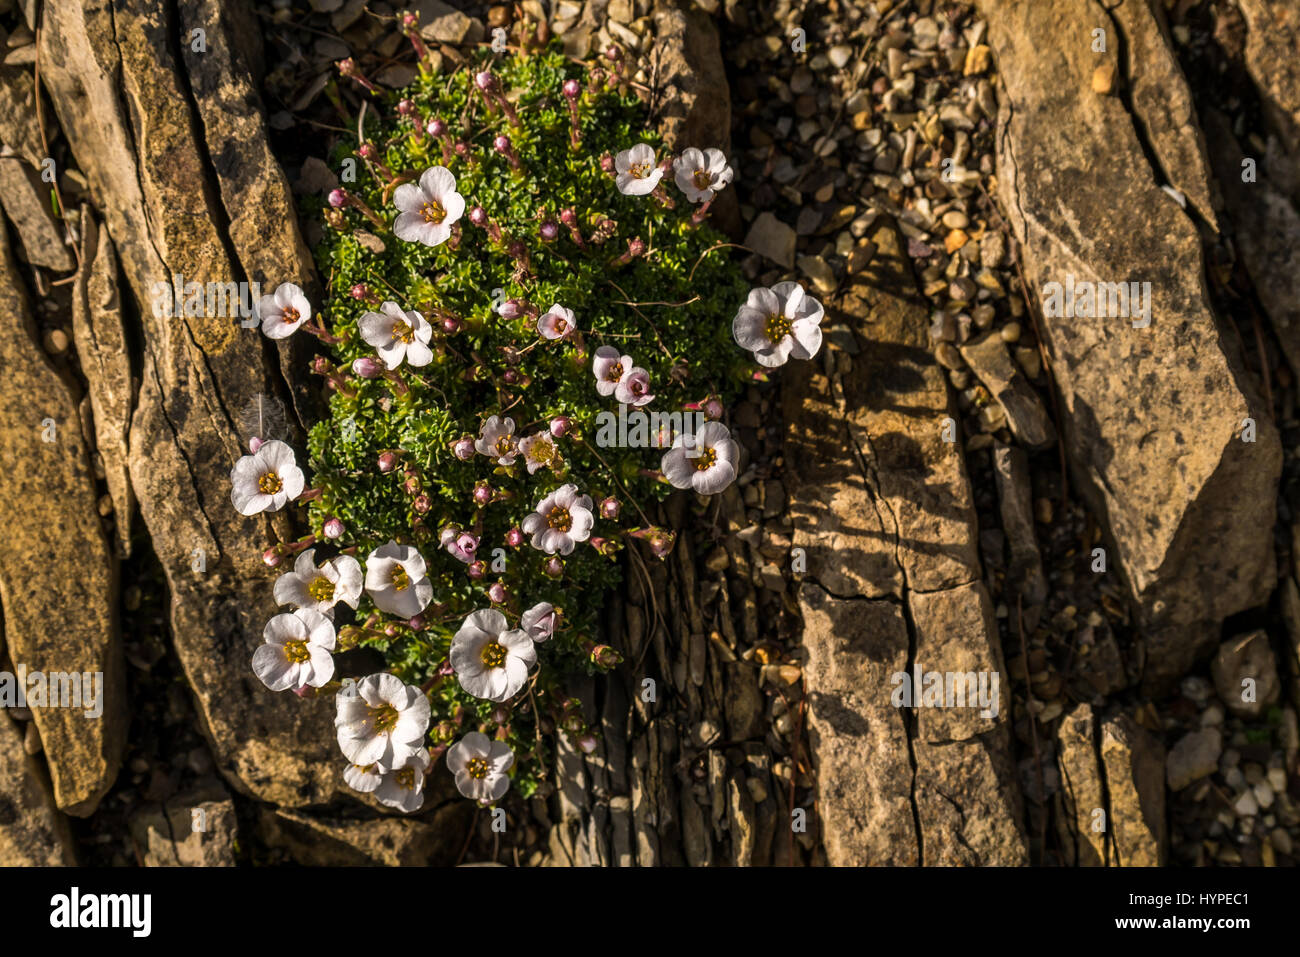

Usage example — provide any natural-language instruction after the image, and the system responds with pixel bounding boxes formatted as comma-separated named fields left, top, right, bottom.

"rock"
left=651, top=0, right=730, bottom=154
left=1055, top=703, right=1106, bottom=866
left=981, top=0, right=1281, bottom=687
left=413, top=0, right=485, bottom=44
left=1100, top=711, right=1166, bottom=866
left=0, top=212, right=126, bottom=816
left=1280, top=576, right=1300, bottom=705
left=71, top=211, right=135, bottom=558
left=40, top=0, right=340, bottom=807
left=959, top=332, right=1055, bottom=450
left=796, top=254, right=836, bottom=295
left=128, top=782, right=238, bottom=866
left=1166, top=727, right=1222, bottom=791
left=259, top=803, right=472, bottom=866
left=1091, top=62, right=1116, bottom=96
left=722, top=660, right=763, bottom=741
left=0, top=65, right=44, bottom=167
left=992, top=444, right=1047, bottom=631
left=0, top=156, right=74, bottom=271
left=0, top=709, right=77, bottom=864
left=1210, top=630, right=1281, bottom=719
left=1237, top=0, right=1300, bottom=200
left=743, top=212, right=796, bottom=268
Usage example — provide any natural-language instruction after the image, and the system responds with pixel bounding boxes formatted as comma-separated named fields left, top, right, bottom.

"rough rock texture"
left=1100, top=711, right=1166, bottom=866
left=0, top=213, right=125, bottom=816
left=128, top=782, right=238, bottom=866
left=1237, top=0, right=1300, bottom=200
left=259, top=804, right=472, bottom=866
left=1056, top=704, right=1107, bottom=867
left=39, top=0, right=338, bottom=807
left=1210, top=629, right=1281, bottom=719
left=650, top=0, right=730, bottom=155
left=1166, top=726, right=1222, bottom=791
left=960, top=332, right=1055, bottom=450
left=982, top=0, right=1281, bottom=690
left=0, top=64, right=45, bottom=168
left=787, top=220, right=1027, bottom=865
left=0, top=156, right=75, bottom=271
left=0, top=709, right=76, bottom=865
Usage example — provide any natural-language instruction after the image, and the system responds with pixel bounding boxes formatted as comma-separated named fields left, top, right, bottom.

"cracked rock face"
left=788, top=221, right=1027, bottom=866
left=0, top=709, right=76, bottom=864
left=981, top=0, right=1281, bottom=684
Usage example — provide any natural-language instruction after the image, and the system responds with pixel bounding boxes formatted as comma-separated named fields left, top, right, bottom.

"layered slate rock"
left=128, top=782, right=238, bottom=866
left=787, top=220, right=1028, bottom=865
left=1055, top=704, right=1108, bottom=867
left=0, top=215, right=125, bottom=816
left=39, top=0, right=338, bottom=807
left=0, top=709, right=76, bottom=864
left=981, top=0, right=1281, bottom=688
left=259, top=803, right=472, bottom=866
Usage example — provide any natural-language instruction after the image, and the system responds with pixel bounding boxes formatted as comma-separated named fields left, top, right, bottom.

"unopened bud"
left=323, top=517, right=344, bottom=539
left=549, top=416, right=572, bottom=437
left=352, top=356, right=384, bottom=378
left=378, top=451, right=398, bottom=472
left=599, top=496, right=620, bottom=520
left=453, top=437, right=475, bottom=460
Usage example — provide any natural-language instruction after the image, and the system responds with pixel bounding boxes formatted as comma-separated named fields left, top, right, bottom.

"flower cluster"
left=229, top=41, right=825, bottom=810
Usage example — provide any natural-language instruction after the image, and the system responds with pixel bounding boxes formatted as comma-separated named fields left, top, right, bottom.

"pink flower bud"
left=397, top=98, right=416, bottom=116
left=505, top=526, right=524, bottom=547
left=560, top=207, right=578, bottom=226
left=549, top=416, right=571, bottom=437
left=469, top=205, right=488, bottom=226
left=293, top=684, right=314, bottom=698
left=503, top=369, right=519, bottom=384
left=492, top=705, right=509, bottom=724
left=590, top=644, right=621, bottom=668
left=358, top=142, right=377, bottom=159
left=249, top=436, right=265, bottom=453
left=499, top=298, right=523, bottom=319
left=323, top=517, right=344, bottom=539
left=453, top=437, right=475, bottom=460
left=704, top=396, right=724, bottom=420
left=544, top=555, right=564, bottom=578
left=599, top=153, right=614, bottom=172
left=385, top=624, right=399, bottom=637
left=467, top=560, right=486, bottom=580
left=600, top=496, right=620, bottom=520
left=413, top=494, right=431, bottom=513
left=577, top=733, right=599, bottom=754
left=605, top=44, right=622, bottom=61
left=473, top=482, right=493, bottom=506
left=328, top=188, right=347, bottom=208
left=539, top=219, right=559, bottom=241
left=442, top=315, right=461, bottom=335
left=350, top=283, right=370, bottom=300
left=263, top=547, right=282, bottom=567
left=563, top=78, right=581, bottom=98
left=401, top=11, right=418, bottom=29
left=454, top=140, right=471, bottom=159
left=378, top=452, right=398, bottom=472
left=475, top=70, right=497, bottom=91
left=427, top=117, right=446, bottom=137
left=408, top=614, right=426, bottom=630
left=494, top=134, right=511, bottom=153
left=487, top=582, right=506, bottom=604
left=351, top=356, right=384, bottom=378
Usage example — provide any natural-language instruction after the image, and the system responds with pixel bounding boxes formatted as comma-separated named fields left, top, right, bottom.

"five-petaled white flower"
left=592, top=345, right=634, bottom=397
left=273, top=548, right=363, bottom=618
left=521, top=483, right=594, bottom=555
left=335, top=673, right=431, bottom=770
left=732, top=281, right=824, bottom=368
left=252, top=607, right=336, bottom=692
left=518, top=432, right=559, bottom=474
left=446, top=731, right=514, bottom=804
left=360, top=301, right=434, bottom=369
left=375, top=746, right=431, bottom=813
left=230, top=439, right=305, bottom=516
left=256, top=282, right=312, bottom=339
left=393, top=166, right=465, bottom=246
left=475, top=415, right=518, bottom=466
left=450, top=609, right=536, bottom=702
left=537, top=303, right=577, bottom=340
left=614, top=143, right=663, bottom=196
left=520, top=602, right=557, bottom=642
left=614, top=366, right=654, bottom=408
left=661, top=421, right=740, bottom=496
left=673, top=148, right=734, bottom=203
left=364, top=541, right=434, bottom=619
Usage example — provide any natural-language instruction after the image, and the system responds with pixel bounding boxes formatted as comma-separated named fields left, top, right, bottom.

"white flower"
left=518, top=432, right=559, bottom=474
left=334, top=673, right=431, bottom=770
left=732, top=281, right=824, bottom=368
left=364, top=541, right=434, bottom=619
left=475, top=415, right=518, bottom=466
left=537, top=303, right=577, bottom=340
left=393, top=166, right=465, bottom=246
left=521, top=483, right=594, bottom=555
left=251, top=608, right=336, bottom=692
left=520, top=602, right=557, bottom=642
left=450, top=609, right=536, bottom=702
left=592, top=345, right=633, bottom=397
left=673, top=148, right=733, bottom=203
left=614, top=367, right=654, bottom=408
left=375, top=746, right=431, bottom=813
left=230, top=439, right=305, bottom=515
left=359, top=301, right=434, bottom=369
left=661, top=421, right=739, bottom=495
left=614, top=143, right=663, bottom=196
left=256, top=282, right=311, bottom=339
left=273, top=548, right=363, bottom=617
left=343, top=762, right=384, bottom=793
left=446, top=731, right=514, bottom=804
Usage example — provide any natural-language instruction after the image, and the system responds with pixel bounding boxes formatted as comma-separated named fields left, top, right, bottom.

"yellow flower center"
left=693, top=447, right=718, bottom=471
left=692, top=169, right=712, bottom=190
left=307, top=576, right=335, bottom=602
left=393, top=319, right=415, bottom=343
left=283, top=638, right=310, bottom=663
left=258, top=471, right=282, bottom=494
left=282, top=306, right=300, bottom=324
left=390, top=564, right=411, bottom=591
left=529, top=438, right=555, bottom=464
left=547, top=505, right=572, bottom=532
left=764, top=312, right=792, bottom=344
left=480, top=641, right=508, bottom=669
left=606, top=362, right=624, bottom=382
left=495, top=435, right=515, bottom=457
left=370, top=703, right=399, bottom=734
left=631, top=162, right=651, bottom=179
left=420, top=199, right=446, bottom=224
left=466, top=757, right=489, bottom=780
left=394, top=767, right=416, bottom=790
left=553, top=317, right=567, bottom=334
